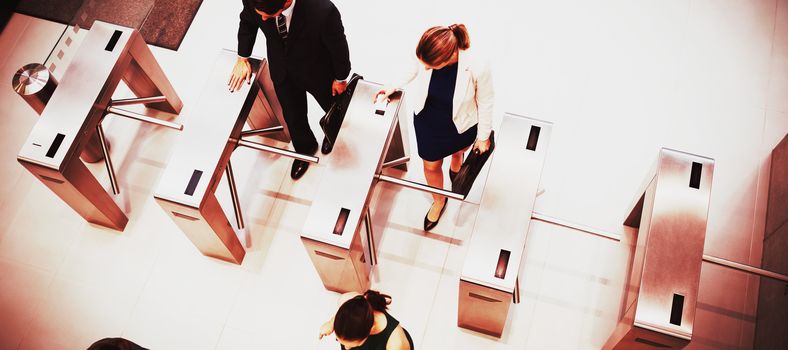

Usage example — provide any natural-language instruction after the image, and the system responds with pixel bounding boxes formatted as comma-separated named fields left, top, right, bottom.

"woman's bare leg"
left=423, top=159, right=446, bottom=221
left=450, top=146, right=470, bottom=173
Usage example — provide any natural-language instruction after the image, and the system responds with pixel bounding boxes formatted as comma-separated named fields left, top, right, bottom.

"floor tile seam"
left=212, top=271, right=255, bottom=347
left=416, top=202, right=473, bottom=347
left=212, top=324, right=230, bottom=350
left=416, top=233, right=452, bottom=348
left=513, top=220, right=557, bottom=342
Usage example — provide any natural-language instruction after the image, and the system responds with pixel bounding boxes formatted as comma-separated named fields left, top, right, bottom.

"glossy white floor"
left=1, top=0, right=787, bottom=349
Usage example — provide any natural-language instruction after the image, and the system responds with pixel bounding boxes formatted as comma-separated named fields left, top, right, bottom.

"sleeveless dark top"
left=341, top=312, right=413, bottom=350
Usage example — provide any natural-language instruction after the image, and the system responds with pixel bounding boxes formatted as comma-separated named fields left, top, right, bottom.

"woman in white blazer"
left=377, top=24, right=494, bottom=231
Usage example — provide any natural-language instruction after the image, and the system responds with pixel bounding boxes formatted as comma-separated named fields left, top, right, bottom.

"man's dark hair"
left=252, top=0, right=287, bottom=14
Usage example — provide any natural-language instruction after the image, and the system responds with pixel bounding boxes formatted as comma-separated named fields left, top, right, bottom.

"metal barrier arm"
left=376, top=174, right=465, bottom=201
left=234, top=138, right=319, bottom=164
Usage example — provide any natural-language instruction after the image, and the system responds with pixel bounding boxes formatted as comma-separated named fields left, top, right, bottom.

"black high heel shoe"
left=423, top=197, right=448, bottom=231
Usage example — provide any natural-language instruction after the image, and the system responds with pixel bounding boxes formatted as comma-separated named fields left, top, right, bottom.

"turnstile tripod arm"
left=109, top=95, right=168, bottom=106
left=96, top=122, right=119, bottom=195
left=235, top=139, right=319, bottom=164
left=376, top=174, right=465, bottom=201
left=106, top=106, right=183, bottom=130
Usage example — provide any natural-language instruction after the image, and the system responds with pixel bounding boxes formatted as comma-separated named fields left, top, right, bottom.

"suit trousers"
left=274, top=77, right=334, bottom=155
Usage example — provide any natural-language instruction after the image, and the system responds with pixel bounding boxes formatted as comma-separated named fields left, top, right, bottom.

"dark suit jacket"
left=237, top=0, right=351, bottom=87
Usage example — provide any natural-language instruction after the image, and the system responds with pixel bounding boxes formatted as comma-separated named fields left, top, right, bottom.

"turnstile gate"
left=604, top=148, right=714, bottom=349
left=17, top=21, right=182, bottom=231
left=154, top=49, right=310, bottom=264
left=300, top=80, right=410, bottom=293
left=457, top=114, right=552, bottom=337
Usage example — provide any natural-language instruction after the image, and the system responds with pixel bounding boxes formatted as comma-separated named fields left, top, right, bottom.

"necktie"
left=276, top=14, right=288, bottom=41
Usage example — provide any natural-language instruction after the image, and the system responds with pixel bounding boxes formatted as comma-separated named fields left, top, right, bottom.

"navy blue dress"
left=414, top=63, right=478, bottom=162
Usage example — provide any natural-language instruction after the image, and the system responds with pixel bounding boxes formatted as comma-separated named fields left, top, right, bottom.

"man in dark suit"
left=228, top=0, right=351, bottom=179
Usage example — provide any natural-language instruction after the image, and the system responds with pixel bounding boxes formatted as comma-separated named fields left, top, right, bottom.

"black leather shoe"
left=321, top=137, right=333, bottom=154
left=423, top=197, right=448, bottom=231
left=291, top=159, right=310, bottom=180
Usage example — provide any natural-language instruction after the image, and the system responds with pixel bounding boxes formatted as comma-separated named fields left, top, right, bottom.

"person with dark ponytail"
left=376, top=24, right=494, bottom=231
left=319, top=290, right=413, bottom=349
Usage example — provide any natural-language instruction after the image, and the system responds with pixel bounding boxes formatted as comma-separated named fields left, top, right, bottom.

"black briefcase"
left=319, top=73, right=363, bottom=148
left=451, top=130, right=496, bottom=196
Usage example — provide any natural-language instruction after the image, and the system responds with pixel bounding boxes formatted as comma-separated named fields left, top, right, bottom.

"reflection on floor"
left=1, top=0, right=788, bottom=349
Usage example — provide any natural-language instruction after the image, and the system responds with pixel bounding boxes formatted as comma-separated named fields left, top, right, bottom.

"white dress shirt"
left=278, top=0, right=295, bottom=30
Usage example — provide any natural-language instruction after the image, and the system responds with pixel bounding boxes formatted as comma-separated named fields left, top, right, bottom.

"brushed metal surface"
left=12, top=63, right=57, bottom=114
left=236, top=139, right=319, bottom=163
left=19, top=23, right=137, bottom=170
left=157, top=195, right=245, bottom=264
left=17, top=21, right=181, bottom=231
left=532, top=211, right=622, bottom=241
left=153, top=50, right=266, bottom=263
left=240, top=125, right=284, bottom=137
left=79, top=130, right=107, bottom=164
left=106, top=106, right=183, bottom=130
left=20, top=156, right=128, bottom=230
left=154, top=50, right=260, bottom=209
left=109, top=95, right=167, bottom=106
left=376, top=174, right=464, bottom=200
left=605, top=148, right=714, bottom=349
left=301, top=79, right=407, bottom=292
left=702, top=254, right=788, bottom=283
left=301, top=79, right=405, bottom=249
left=301, top=228, right=371, bottom=293
left=247, top=59, right=290, bottom=143
left=122, top=30, right=182, bottom=114
left=225, top=160, right=245, bottom=231
left=457, top=113, right=552, bottom=338
left=765, top=133, right=788, bottom=236
left=460, top=114, right=553, bottom=293
left=95, top=123, right=118, bottom=195
left=458, top=280, right=512, bottom=338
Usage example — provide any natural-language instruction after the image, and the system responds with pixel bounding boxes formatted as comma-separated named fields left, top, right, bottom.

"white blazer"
left=394, top=48, right=494, bottom=140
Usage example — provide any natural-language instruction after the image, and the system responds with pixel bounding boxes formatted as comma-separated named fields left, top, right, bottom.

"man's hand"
left=472, top=137, right=491, bottom=153
left=228, top=57, right=252, bottom=92
left=332, top=79, right=348, bottom=96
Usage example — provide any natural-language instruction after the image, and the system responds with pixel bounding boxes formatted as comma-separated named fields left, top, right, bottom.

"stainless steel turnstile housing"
left=604, top=148, right=714, bottom=349
left=153, top=49, right=290, bottom=264
left=17, top=21, right=182, bottom=231
left=300, top=80, right=409, bottom=293
left=458, top=113, right=552, bottom=337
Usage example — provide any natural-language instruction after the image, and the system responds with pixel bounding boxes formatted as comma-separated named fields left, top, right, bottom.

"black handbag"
left=451, top=130, right=496, bottom=196
left=319, top=73, right=363, bottom=148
